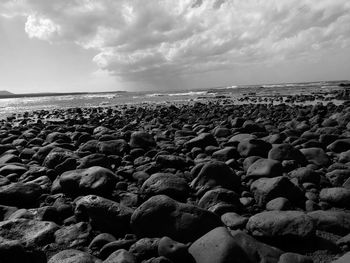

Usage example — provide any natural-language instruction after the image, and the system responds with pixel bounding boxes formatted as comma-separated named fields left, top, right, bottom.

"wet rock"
left=268, top=144, right=306, bottom=164
left=250, top=176, right=304, bottom=207
left=246, top=210, right=315, bottom=239
left=130, top=195, right=221, bottom=242
left=326, top=169, right=350, bottom=186
left=130, top=131, right=156, bottom=149
left=300, top=147, right=330, bottom=167
left=158, top=236, right=192, bottom=262
left=237, top=139, right=271, bottom=158
left=190, top=161, right=240, bottom=195
left=266, top=197, right=292, bottom=211
left=319, top=187, right=350, bottom=208
left=129, top=238, right=159, bottom=262
left=307, top=210, right=350, bottom=235
left=141, top=173, right=189, bottom=201
left=54, top=166, right=118, bottom=196
left=54, top=222, right=92, bottom=248
left=331, top=251, right=350, bottom=263
left=104, top=249, right=136, bottom=263
left=289, top=167, right=321, bottom=185
left=198, top=188, right=242, bottom=215
left=0, top=182, right=42, bottom=207
left=77, top=153, right=112, bottom=169
left=155, top=155, right=188, bottom=169
left=188, top=227, right=250, bottom=263
left=212, top=147, right=239, bottom=162
left=0, top=218, right=59, bottom=247
left=246, top=158, right=283, bottom=180
left=88, top=233, right=116, bottom=254
left=97, top=139, right=129, bottom=156
left=48, top=249, right=102, bottom=263
left=230, top=230, right=283, bottom=263
left=185, top=133, right=218, bottom=149
left=221, top=212, right=248, bottom=229
left=278, top=252, right=313, bottom=263
left=327, top=139, right=350, bottom=153
left=75, top=195, right=133, bottom=236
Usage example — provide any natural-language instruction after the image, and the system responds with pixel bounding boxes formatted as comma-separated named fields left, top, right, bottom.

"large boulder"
left=307, top=210, right=350, bottom=235
left=74, top=195, right=133, bottom=236
left=54, top=166, right=118, bottom=196
left=268, top=144, right=306, bottom=164
left=237, top=139, right=271, bottom=158
left=0, top=218, right=59, bottom=247
left=300, top=147, right=330, bottom=167
left=250, top=176, right=304, bottom=207
left=188, top=227, right=250, bottom=263
left=185, top=133, right=218, bottom=149
left=246, top=158, right=283, bottom=180
left=130, top=131, right=156, bottom=149
left=130, top=195, right=221, bottom=242
left=0, top=182, right=42, bottom=208
left=319, top=187, right=350, bottom=208
left=246, top=210, right=315, bottom=239
left=141, top=173, right=189, bottom=201
left=97, top=139, right=129, bottom=156
left=48, top=249, right=102, bottom=263
left=190, top=161, right=240, bottom=195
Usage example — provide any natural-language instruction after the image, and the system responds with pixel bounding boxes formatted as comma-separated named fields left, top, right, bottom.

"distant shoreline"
left=0, top=91, right=127, bottom=99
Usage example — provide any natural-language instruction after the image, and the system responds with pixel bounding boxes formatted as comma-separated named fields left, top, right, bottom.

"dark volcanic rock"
left=130, top=195, right=221, bottom=242
left=0, top=182, right=42, bottom=207
left=246, top=158, right=283, bottom=180
left=185, top=132, right=218, bottom=149
left=130, top=131, right=156, bottom=149
left=190, top=161, right=240, bottom=195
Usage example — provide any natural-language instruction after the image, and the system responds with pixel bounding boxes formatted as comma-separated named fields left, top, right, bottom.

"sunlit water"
left=0, top=81, right=347, bottom=120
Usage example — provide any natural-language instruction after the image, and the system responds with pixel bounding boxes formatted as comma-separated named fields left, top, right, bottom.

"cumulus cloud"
left=1, top=0, right=350, bottom=86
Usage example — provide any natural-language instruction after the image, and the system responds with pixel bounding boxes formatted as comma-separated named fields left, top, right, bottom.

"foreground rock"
left=131, top=195, right=221, bottom=242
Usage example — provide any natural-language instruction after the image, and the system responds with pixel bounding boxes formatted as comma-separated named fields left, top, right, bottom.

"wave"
left=168, top=91, right=207, bottom=96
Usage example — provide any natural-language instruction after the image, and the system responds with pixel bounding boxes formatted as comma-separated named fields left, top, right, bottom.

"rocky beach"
left=1, top=87, right=350, bottom=263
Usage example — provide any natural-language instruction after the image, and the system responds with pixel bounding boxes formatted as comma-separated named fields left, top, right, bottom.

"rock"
left=75, top=195, right=133, bottom=236
left=77, top=153, right=111, bottom=169
left=188, top=227, right=250, bottom=263
left=243, top=156, right=261, bottom=172
left=88, top=233, right=116, bottom=253
left=221, top=212, right=248, bottom=229
left=237, top=139, right=271, bottom=158
left=0, top=204, right=18, bottom=220
left=0, top=218, right=58, bottom=247
left=130, top=195, right=221, bottom=242
left=48, top=249, right=102, bottom=263
left=129, top=238, right=159, bottom=262
left=130, top=131, right=156, bottom=149
left=246, top=210, right=315, bottom=239
left=326, top=169, right=350, bottom=186
left=43, top=148, right=78, bottom=170
left=141, top=173, right=189, bottom=201
left=336, top=233, right=350, bottom=250
left=229, top=230, right=283, bottom=263
left=0, top=154, right=22, bottom=164
left=0, top=182, right=42, bottom=207
left=54, top=222, right=92, bottom=248
left=266, top=197, right=292, bottom=211
left=55, top=166, right=118, bottom=196
left=213, top=127, right=231, bottom=138
left=268, top=144, right=306, bottom=164
left=198, top=188, right=242, bottom=215
left=300, top=148, right=330, bottom=167
left=331, top=252, right=350, bottom=263
left=278, top=252, right=313, bottom=263
left=327, top=139, right=350, bottom=153
left=339, top=150, right=350, bottom=163
left=97, top=139, right=129, bottom=156
left=46, top=132, right=71, bottom=143
left=289, top=167, right=321, bottom=184
left=185, top=133, right=218, bottom=149
left=104, top=249, right=136, bottom=263
left=229, top=133, right=257, bottom=146
left=319, top=187, right=350, bottom=208
left=0, top=164, right=27, bottom=177
left=307, top=210, right=350, bottom=235
left=212, top=147, right=239, bottom=162
left=190, top=161, right=240, bottom=195
left=79, top=140, right=99, bottom=153
left=246, top=158, right=283, bottom=180
left=158, top=237, right=192, bottom=262
left=250, top=176, right=304, bottom=207
left=0, top=240, right=46, bottom=263
left=155, top=155, right=188, bottom=169
left=99, top=238, right=137, bottom=259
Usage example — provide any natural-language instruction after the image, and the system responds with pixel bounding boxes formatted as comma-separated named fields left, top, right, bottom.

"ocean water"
left=0, top=81, right=347, bottom=120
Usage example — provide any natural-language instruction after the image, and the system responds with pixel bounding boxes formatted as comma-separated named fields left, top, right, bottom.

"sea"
left=0, top=80, right=348, bottom=120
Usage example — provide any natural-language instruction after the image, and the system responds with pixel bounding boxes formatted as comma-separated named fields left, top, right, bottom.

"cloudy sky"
left=1, top=0, right=350, bottom=93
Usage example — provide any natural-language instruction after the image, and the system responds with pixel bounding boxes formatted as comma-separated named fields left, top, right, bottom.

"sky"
left=0, top=0, right=350, bottom=94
